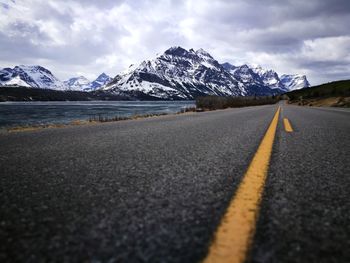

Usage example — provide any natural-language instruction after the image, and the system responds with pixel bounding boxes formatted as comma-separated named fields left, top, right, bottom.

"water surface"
left=0, top=101, right=195, bottom=128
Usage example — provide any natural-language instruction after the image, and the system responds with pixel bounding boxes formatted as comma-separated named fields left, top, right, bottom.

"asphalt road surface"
left=0, top=103, right=349, bottom=262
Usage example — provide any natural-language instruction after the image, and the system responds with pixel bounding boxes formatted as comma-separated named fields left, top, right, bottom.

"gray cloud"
left=0, top=0, right=349, bottom=84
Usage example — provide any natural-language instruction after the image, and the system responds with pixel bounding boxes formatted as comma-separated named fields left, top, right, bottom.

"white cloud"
left=301, top=36, right=350, bottom=62
left=0, top=0, right=349, bottom=84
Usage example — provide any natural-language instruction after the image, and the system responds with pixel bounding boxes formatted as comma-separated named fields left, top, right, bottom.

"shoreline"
left=4, top=108, right=197, bottom=133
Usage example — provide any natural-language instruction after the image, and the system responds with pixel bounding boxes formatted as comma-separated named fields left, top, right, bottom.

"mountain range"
left=0, top=65, right=67, bottom=90
left=0, top=47, right=310, bottom=100
left=0, top=66, right=111, bottom=92
left=64, top=73, right=112, bottom=91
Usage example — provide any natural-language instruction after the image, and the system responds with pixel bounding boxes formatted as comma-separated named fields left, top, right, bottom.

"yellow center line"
left=283, top=118, right=293, bottom=132
left=203, top=106, right=281, bottom=263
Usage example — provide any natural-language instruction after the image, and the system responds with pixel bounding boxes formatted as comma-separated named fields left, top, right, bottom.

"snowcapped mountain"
left=103, top=46, right=278, bottom=99
left=249, top=65, right=287, bottom=91
left=221, top=63, right=279, bottom=95
left=64, top=73, right=112, bottom=91
left=280, top=74, right=310, bottom=91
left=223, top=64, right=263, bottom=87
left=103, top=47, right=305, bottom=99
left=0, top=65, right=113, bottom=92
left=87, top=73, right=112, bottom=91
left=247, top=64, right=310, bottom=91
left=0, top=50, right=309, bottom=98
left=0, top=65, right=67, bottom=90
left=64, top=76, right=90, bottom=91
left=223, top=62, right=309, bottom=92
left=1, top=75, right=31, bottom=87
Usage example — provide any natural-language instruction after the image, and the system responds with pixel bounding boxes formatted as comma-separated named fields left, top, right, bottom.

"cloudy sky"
left=0, top=0, right=349, bottom=84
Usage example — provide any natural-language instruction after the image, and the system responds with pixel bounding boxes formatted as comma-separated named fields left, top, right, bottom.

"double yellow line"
left=203, top=106, right=289, bottom=263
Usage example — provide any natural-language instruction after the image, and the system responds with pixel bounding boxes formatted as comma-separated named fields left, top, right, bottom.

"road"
left=0, top=103, right=349, bottom=262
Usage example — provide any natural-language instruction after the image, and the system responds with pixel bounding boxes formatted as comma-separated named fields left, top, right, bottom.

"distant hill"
left=286, top=80, right=350, bottom=107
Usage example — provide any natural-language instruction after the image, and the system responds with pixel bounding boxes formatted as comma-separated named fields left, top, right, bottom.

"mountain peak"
left=240, top=64, right=250, bottom=69
left=280, top=74, right=310, bottom=90
left=98, top=72, right=108, bottom=78
left=163, top=46, right=214, bottom=61
left=221, top=62, right=236, bottom=71
left=195, top=48, right=213, bottom=59
left=103, top=46, right=311, bottom=98
left=164, top=46, right=189, bottom=56
left=104, top=46, right=246, bottom=99
left=0, top=65, right=66, bottom=90
left=64, top=76, right=90, bottom=91
left=16, top=65, right=52, bottom=75
left=17, top=65, right=42, bottom=69
left=95, top=73, right=110, bottom=83
left=86, top=73, right=112, bottom=91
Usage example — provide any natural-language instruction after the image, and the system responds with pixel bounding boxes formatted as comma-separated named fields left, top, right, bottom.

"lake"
left=0, top=101, right=195, bottom=128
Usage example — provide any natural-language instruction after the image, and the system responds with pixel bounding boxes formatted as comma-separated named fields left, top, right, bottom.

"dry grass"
left=8, top=123, right=66, bottom=133
left=7, top=107, right=197, bottom=133
left=288, top=96, right=350, bottom=107
left=8, top=126, right=42, bottom=132
left=178, top=107, right=197, bottom=113
left=196, top=96, right=279, bottom=110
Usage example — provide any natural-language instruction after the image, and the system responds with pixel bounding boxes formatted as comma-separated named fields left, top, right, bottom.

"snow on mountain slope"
left=0, top=65, right=67, bottom=90
left=221, top=62, right=236, bottom=72
left=222, top=62, right=309, bottom=92
left=0, top=68, right=15, bottom=86
left=0, top=51, right=310, bottom=97
left=64, top=73, right=112, bottom=91
left=64, top=76, right=90, bottom=91
left=249, top=65, right=286, bottom=90
left=86, top=73, right=112, bottom=91
left=227, top=64, right=261, bottom=85
left=1, top=75, right=31, bottom=87
left=0, top=65, right=113, bottom=92
left=103, top=47, right=248, bottom=99
left=280, top=74, right=310, bottom=90
left=221, top=62, right=287, bottom=94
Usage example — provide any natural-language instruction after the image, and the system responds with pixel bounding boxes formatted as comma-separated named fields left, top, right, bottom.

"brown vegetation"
left=196, top=96, right=279, bottom=110
left=286, top=79, right=350, bottom=107
left=288, top=96, right=350, bottom=107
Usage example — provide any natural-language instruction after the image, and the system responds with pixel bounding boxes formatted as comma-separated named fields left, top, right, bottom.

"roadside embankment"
left=286, top=79, right=350, bottom=107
